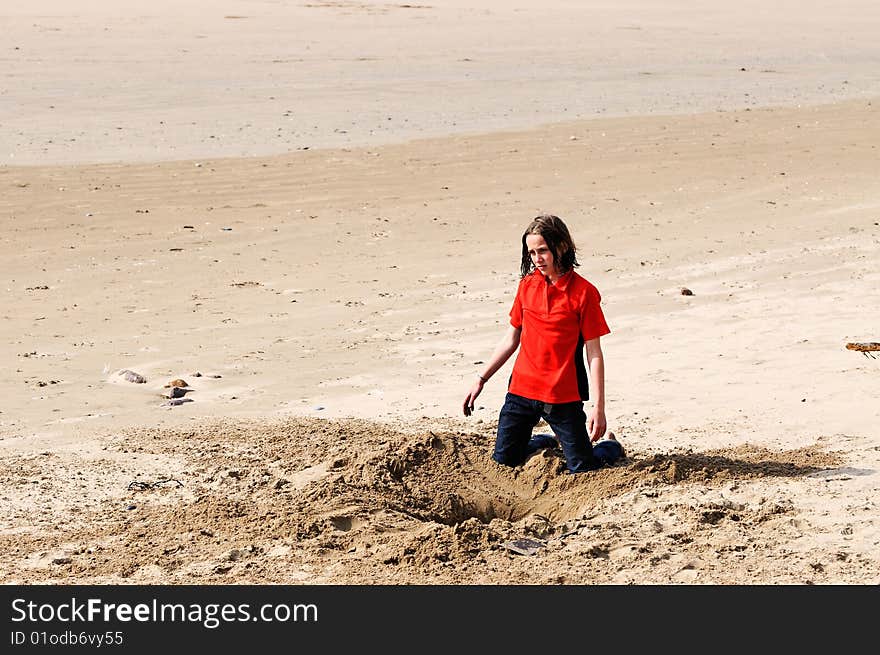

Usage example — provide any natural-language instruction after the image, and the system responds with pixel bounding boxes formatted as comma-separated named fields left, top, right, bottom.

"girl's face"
left=525, top=234, right=560, bottom=281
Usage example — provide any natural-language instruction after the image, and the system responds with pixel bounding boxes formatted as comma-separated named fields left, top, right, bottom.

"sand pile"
left=2, top=417, right=857, bottom=584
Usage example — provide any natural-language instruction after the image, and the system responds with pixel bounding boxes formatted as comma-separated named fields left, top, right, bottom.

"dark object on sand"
left=501, top=538, right=546, bottom=556
left=167, top=386, right=189, bottom=399
left=128, top=478, right=183, bottom=491
left=680, top=287, right=694, bottom=296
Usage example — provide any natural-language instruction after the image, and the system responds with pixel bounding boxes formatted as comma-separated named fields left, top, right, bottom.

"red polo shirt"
left=508, top=269, right=610, bottom=403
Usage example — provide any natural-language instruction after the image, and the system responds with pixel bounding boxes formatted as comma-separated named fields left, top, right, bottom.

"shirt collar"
left=550, top=269, right=574, bottom=291
left=531, top=269, right=573, bottom=290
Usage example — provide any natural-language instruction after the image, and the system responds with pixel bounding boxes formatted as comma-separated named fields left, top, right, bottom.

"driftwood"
left=846, top=342, right=880, bottom=359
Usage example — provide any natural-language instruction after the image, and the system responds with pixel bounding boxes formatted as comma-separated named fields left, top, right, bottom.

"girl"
left=462, top=214, right=618, bottom=472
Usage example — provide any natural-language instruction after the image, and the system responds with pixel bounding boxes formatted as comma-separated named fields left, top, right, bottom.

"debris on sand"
left=162, top=398, right=194, bottom=407
left=118, top=369, right=146, bottom=383
left=164, top=378, right=189, bottom=388
left=501, top=538, right=546, bottom=556
left=127, top=478, right=183, bottom=491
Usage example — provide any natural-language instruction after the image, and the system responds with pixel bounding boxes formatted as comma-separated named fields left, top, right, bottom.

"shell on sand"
left=164, top=378, right=189, bottom=388
left=119, top=369, right=146, bottom=384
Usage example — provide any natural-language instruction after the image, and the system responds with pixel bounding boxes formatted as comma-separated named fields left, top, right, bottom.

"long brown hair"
left=520, top=214, right=579, bottom=278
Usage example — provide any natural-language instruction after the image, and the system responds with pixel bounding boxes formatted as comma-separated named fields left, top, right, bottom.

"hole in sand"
left=378, top=431, right=617, bottom=526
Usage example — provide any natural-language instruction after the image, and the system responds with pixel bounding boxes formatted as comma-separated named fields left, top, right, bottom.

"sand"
left=1, top=0, right=879, bottom=584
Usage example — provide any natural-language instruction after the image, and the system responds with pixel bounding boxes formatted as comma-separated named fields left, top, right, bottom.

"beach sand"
left=1, top=0, right=879, bottom=584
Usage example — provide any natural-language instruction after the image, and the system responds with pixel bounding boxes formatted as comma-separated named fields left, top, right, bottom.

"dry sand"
left=1, top=0, right=879, bottom=584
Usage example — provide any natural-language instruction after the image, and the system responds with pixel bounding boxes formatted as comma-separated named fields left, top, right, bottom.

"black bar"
left=1, top=585, right=873, bottom=652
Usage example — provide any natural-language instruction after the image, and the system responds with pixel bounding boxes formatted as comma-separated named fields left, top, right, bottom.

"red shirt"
left=508, top=269, right=610, bottom=403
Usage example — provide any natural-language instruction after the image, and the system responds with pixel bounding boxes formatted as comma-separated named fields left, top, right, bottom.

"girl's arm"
left=462, top=325, right=522, bottom=416
left=585, top=336, right=607, bottom=441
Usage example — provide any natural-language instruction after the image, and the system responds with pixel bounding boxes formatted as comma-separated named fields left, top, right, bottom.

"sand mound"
left=0, top=417, right=851, bottom=584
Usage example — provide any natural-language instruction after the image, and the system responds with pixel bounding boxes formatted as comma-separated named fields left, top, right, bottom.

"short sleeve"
left=580, top=284, right=610, bottom=341
left=509, top=282, right=524, bottom=329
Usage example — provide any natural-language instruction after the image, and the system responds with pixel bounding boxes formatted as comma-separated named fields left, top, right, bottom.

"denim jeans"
left=526, top=433, right=624, bottom=466
left=492, top=392, right=597, bottom=473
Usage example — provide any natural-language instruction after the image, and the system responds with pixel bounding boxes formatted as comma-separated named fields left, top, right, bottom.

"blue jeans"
left=526, top=433, right=624, bottom=466
left=493, top=392, right=598, bottom=473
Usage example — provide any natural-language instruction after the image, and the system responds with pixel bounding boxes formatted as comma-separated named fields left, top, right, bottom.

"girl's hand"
left=462, top=379, right=484, bottom=416
left=588, top=407, right=607, bottom=442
